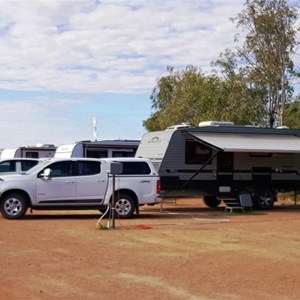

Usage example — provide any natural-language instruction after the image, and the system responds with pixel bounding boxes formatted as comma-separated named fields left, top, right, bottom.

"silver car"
left=0, top=158, right=43, bottom=175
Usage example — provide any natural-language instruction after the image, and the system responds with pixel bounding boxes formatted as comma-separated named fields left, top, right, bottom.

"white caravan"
left=0, top=144, right=56, bottom=160
left=136, top=121, right=300, bottom=210
left=54, top=140, right=140, bottom=158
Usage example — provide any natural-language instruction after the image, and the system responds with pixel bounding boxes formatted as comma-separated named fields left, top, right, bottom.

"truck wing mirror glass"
left=40, top=168, right=52, bottom=180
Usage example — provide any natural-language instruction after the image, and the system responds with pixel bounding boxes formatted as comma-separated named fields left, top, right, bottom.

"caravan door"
left=217, top=152, right=233, bottom=186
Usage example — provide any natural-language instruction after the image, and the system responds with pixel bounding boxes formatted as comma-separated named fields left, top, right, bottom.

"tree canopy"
left=143, top=65, right=265, bottom=131
left=232, top=0, right=299, bottom=127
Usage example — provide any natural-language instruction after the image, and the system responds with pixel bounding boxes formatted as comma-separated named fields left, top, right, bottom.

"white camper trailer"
left=0, top=144, right=56, bottom=160
left=54, top=140, right=140, bottom=158
left=136, top=122, right=300, bottom=210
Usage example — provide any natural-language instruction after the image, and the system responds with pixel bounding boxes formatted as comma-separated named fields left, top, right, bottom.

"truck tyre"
left=0, top=193, right=28, bottom=219
left=115, top=193, right=135, bottom=219
left=253, top=190, right=274, bottom=210
left=203, top=196, right=221, bottom=208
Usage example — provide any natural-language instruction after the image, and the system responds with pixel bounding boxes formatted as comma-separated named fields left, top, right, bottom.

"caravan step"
left=219, top=194, right=253, bottom=213
left=218, top=196, right=245, bottom=213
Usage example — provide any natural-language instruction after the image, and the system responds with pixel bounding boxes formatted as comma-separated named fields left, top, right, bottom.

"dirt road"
left=1, top=198, right=300, bottom=300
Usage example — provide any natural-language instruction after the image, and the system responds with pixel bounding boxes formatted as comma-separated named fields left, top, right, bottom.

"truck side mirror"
left=40, top=168, right=52, bottom=180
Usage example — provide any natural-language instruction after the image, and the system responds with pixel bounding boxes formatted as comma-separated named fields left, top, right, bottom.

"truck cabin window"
left=77, top=161, right=101, bottom=176
left=185, top=140, right=212, bottom=164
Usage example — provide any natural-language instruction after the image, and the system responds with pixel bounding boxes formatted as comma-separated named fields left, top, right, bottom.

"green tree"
left=143, top=65, right=264, bottom=131
left=231, top=0, right=299, bottom=127
left=283, top=96, right=300, bottom=128
left=212, top=49, right=267, bottom=126
left=144, top=66, right=220, bottom=131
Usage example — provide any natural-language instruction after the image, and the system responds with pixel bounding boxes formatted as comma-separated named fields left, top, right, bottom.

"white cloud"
left=0, top=0, right=247, bottom=93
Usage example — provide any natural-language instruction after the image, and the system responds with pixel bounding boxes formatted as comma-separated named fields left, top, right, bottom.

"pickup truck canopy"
left=185, top=132, right=300, bottom=153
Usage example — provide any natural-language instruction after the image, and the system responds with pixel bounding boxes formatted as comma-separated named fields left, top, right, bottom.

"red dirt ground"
left=1, top=198, right=300, bottom=300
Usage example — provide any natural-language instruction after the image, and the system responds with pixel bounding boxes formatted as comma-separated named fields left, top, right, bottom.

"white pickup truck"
left=0, top=157, right=161, bottom=219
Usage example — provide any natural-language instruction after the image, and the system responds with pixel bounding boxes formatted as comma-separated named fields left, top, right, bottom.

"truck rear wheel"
left=0, top=193, right=28, bottom=219
left=115, top=193, right=135, bottom=219
left=253, top=190, right=274, bottom=210
left=203, top=196, right=221, bottom=208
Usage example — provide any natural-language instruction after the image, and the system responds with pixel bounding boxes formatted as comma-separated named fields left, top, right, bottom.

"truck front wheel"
left=0, top=193, right=28, bottom=219
left=115, top=193, right=135, bottom=219
left=203, top=196, right=221, bottom=208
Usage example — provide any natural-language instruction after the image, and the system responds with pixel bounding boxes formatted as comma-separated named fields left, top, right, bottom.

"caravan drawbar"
left=135, top=122, right=300, bottom=210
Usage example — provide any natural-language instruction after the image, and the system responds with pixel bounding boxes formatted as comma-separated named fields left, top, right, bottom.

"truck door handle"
left=140, top=180, right=150, bottom=183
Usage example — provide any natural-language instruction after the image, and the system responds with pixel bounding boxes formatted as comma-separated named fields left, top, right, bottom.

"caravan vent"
left=198, top=121, right=235, bottom=127
left=35, top=144, right=56, bottom=148
left=166, top=123, right=192, bottom=130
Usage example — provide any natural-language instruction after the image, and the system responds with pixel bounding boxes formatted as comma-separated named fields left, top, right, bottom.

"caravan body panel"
left=0, top=148, right=19, bottom=159
left=54, top=143, right=83, bottom=158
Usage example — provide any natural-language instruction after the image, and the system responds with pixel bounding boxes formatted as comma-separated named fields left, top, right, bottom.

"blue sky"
left=0, top=0, right=299, bottom=148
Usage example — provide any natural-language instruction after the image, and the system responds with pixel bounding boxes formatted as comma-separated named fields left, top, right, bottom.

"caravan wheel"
left=203, top=196, right=221, bottom=208
left=253, top=190, right=274, bottom=210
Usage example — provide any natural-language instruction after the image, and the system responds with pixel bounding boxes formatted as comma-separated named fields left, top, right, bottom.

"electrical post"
left=112, top=173, right=116, bottom=229
left=108, top=162, right=123, bottom=230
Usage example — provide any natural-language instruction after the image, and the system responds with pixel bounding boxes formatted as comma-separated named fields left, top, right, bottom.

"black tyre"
left=114, top=193, right=135, bottom=219
left=203, top=196, right=221, bottom=208
left=253, top=190, right=274, bottom=210
left=0, top=193, right=28, bottom=219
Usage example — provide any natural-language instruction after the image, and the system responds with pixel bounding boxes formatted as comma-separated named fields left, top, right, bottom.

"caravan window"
left=185, top=140, right=212, bottom=164
left=112, top=151, right=135, bottom=157
left=249, top=153, right=272, bottom=157
left=86, top=149, right=108, bottom=158
left=25, top=152, right=39, bottom=158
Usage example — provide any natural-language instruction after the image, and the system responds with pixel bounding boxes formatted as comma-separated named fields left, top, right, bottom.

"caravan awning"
left=186, top=132, right=300, bottom=153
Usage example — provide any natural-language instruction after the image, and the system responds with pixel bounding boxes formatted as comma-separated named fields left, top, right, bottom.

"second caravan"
left=0, top=144, right=56, bottom=160
left=54, top=140, right=140, bottom=158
